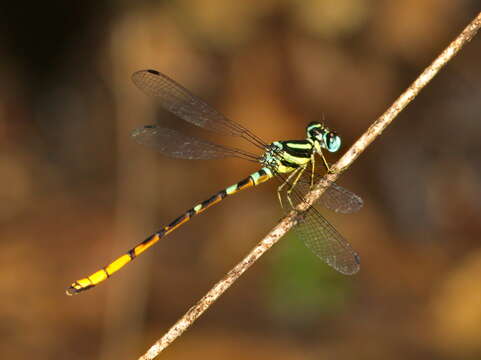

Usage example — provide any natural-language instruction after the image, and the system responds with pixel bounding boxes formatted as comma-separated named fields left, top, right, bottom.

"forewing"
left=132, top=70, right=249, bottom=136
left=131, top=125, right=250, bottom=160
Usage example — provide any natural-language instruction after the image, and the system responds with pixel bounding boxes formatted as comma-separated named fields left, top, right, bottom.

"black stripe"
left=281, top=159, right=300, bottom=169
left=201, top=193, right=220, bottom=207
left=186, top=208, right=196, bottom=217
left=282, top=141, right=313, bottom=158
left=218, top=189, right=227, bottom=199
left=237, top=177, right=251, bottom=188
left=128, top=249, right=136, bottom=259
left=283, top=140, right=307, bottom=145
left=285, top=149, right=311, bottom=158
left=140, top=232, right=159, bottom=246
left=169, top=214, right=188, bottom=229
left=284, top=148, right=312, bottom=158
left=102, top=268, right=110, bottom=278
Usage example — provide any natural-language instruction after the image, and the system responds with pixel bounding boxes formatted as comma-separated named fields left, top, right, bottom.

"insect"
left=66, top=70, right=362, bottom=295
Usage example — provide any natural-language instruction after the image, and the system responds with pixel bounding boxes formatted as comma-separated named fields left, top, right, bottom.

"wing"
left=295, top=173, right=363, bottom=214
left=273, top=172, right=361, bottom=275
left=321, top=182, right=364, bottom=214
left=295, top=206, right=360, bottom=275
left=131, top=125, right=259, bottom=161
left=132, top=70, right=266, bottom=149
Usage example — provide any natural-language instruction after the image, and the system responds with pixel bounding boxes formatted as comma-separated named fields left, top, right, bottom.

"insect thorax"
left=261, top=141, right=314, bottom=174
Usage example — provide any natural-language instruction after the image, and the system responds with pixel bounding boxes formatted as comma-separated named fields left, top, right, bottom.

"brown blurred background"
left=0, top=1, right=480, bottom=359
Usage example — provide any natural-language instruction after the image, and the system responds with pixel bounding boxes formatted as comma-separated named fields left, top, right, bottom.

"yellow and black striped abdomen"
left=66, top=168, right=274, bottom=295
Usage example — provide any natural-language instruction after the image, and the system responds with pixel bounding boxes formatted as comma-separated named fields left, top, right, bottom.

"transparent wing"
left=295, top=206, right=360, bottom=275
left=295, top=173, right=363, bottom=214
left=131, top=125, right=259, bottom=161
left=322, top=182, right=363, bottom=214
left=132, top=70, right=267, bottom=149
left=274, top=172, right=361, bottom=275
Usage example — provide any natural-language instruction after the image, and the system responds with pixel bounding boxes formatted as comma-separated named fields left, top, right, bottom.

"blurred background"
left=0, top=1, right=480, bottom=359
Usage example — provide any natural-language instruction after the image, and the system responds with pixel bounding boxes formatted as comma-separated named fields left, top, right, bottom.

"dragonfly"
left=66, top=69, right=363, bottom=295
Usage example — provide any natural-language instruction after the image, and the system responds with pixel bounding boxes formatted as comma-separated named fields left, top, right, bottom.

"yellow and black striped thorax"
left=261, top=140, right=314, bottom=174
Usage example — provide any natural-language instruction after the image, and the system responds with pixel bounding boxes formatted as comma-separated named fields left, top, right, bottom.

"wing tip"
left=333, top=253, right=361, bottom=275
left=131, top=69, right=160, bottom=82
left=146, top=69, right=160, bottom=75
left=343, top=253, right=361, bottom=275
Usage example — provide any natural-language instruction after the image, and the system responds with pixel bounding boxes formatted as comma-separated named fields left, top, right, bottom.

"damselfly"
left=66, top=70, right=363, bottom=295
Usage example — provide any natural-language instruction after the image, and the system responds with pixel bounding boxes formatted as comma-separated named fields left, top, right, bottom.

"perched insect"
left=66, top=70, right=362, bottom=295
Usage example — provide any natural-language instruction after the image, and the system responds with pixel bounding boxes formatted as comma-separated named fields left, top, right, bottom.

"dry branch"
left=138, top=12, right=481, bottom=360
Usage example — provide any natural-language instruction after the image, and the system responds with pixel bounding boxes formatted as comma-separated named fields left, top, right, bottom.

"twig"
left=138, top=12, right=481, bottom=360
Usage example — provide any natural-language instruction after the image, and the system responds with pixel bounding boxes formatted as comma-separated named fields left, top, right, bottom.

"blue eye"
left=324, top=132, right=341, bottom=152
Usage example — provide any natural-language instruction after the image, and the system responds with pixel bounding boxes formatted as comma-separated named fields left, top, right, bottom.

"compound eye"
left=324, top=132, right=341, bottom=152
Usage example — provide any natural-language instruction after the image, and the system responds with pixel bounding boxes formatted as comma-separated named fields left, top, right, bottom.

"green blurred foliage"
left=265, top=232, right=353, bottom=323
